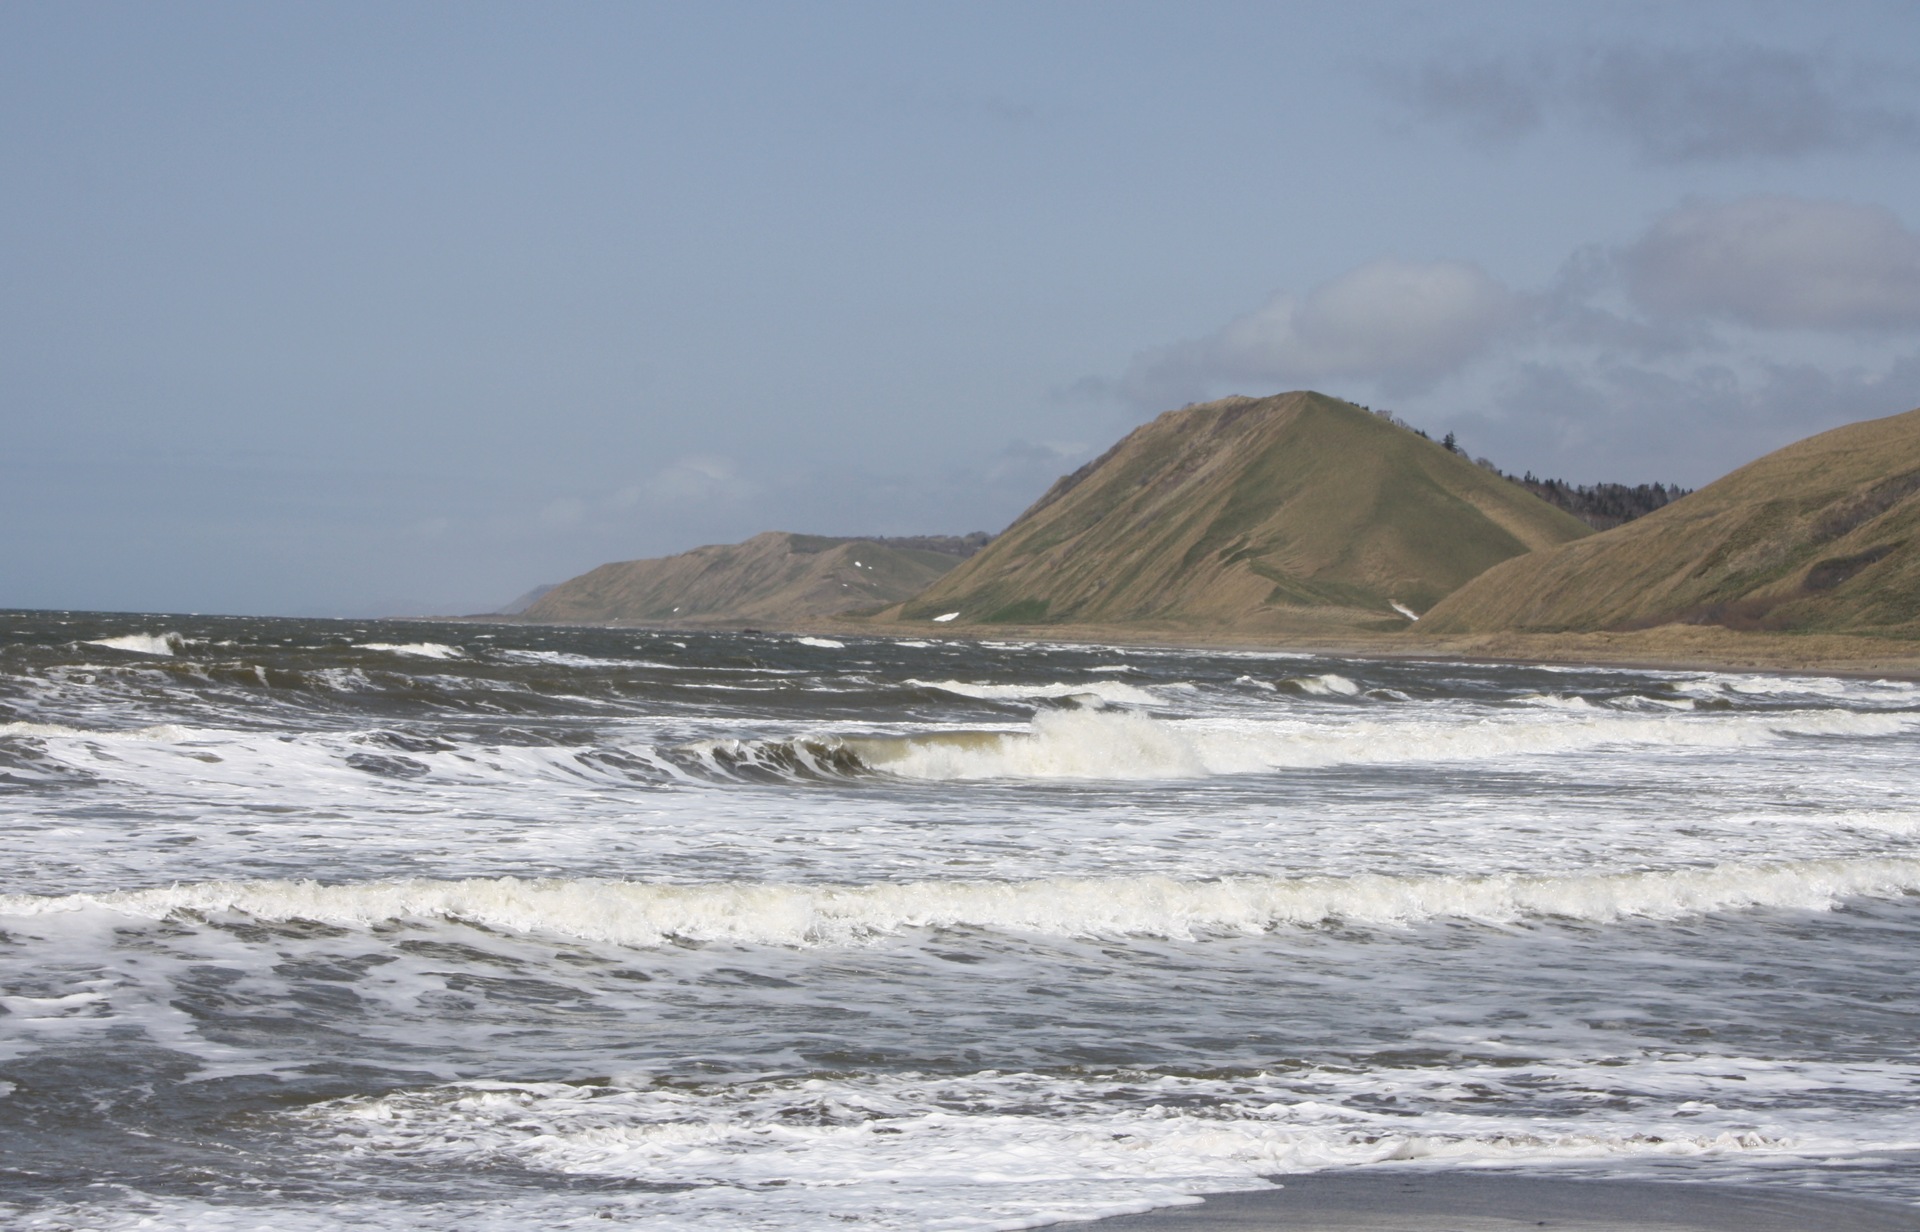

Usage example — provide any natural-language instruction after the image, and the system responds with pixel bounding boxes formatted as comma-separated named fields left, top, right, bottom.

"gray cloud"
left=1098, top=195, right=1920, bottom=493
left=1125, top=259, right=1518, bottom=406
left=1622, top=197, right=1920, bottom=330
left=1397, top=54, right=1548, bottom=144
left=1396, top=43, right=1918, bottom=163
left=1466, top=348, right=1920, bottom=486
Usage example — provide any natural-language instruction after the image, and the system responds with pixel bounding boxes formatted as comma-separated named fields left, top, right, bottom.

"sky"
left=4, top=1, right=1918, bottom=617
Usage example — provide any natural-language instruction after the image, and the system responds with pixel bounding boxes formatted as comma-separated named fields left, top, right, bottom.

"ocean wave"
left=1278, top=673, right=1361, bottom=697
left=1676, top=673, right=1920, bottom=705
left=907, top=677, right=1164, bottom=706
left=839, top=706, right=1908, bottom=782
left=83, top=632, right=186, bottom=657
left=8, top=857, right=1917, bottom=947
left=0, top=720, right=204, bottom=742
left=296, top=1061, right=1884, bottom=1230
left=494, top=648, right=638, bottom=669
left=355, top=642, right=463, bottom=659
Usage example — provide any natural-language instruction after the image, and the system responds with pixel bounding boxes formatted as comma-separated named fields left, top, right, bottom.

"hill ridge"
left=521, top=531, right=968, bottom=626
left=874, top=391, right=1592, bottom=636
left=1420, top=406, right=1920, bottom=638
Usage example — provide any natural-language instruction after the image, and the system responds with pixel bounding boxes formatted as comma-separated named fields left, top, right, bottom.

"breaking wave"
left=83, top=632, right=186, bottom=657
left=9, top=857, right=1918, bottom=947
left=1279, top=672, right=1361, bottom=697
left=355, top=642, right=463, bottom=659
left=907, top=677, right=1164, bottom=706
left=827, top=706, right=1909, bottom=782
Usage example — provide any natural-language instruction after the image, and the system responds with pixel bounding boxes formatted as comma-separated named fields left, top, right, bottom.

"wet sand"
left=1079, top=1173, right=1920, bottom=1231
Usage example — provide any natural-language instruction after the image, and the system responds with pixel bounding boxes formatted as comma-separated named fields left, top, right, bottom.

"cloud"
left=1394, top=43, right=1918, bottom=163
left=611, top=455, right=758, bottom=508
left=1396, top=54, right=1547, bottom=144
left=1096, top=194, right=1920, bottom=490
left=1471, top=347, right=1920, bottom=486
left=1126, top=259, right=1517, bottom=406
left=1622, top=197, right=1920, bottom=330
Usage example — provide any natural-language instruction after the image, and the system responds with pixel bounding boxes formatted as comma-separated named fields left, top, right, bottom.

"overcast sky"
left=5, top=1, right=1919, bottom=616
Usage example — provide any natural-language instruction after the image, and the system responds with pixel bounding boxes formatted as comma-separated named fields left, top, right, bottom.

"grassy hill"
left=521, top=532, right=966, bottom=627
left=874, top=391, right=1593, bottom=636
left=1420, top=406, right=1920, bottom=638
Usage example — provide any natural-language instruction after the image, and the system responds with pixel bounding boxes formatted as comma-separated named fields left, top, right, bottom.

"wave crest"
left=8, top=857, right=1916, bottom=947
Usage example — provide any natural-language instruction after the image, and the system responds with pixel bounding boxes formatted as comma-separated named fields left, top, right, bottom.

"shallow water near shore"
left=3, top=610, right=1919, bottom=1229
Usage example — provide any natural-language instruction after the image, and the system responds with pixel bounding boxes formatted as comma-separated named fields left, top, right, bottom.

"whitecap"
left=908, top=678, right=1163, bottom=706
left=13, top=856, right=1918, bottom=947
left=83, top=633, right=184, bottom=657
left=356, top=642, right=462, bottom=659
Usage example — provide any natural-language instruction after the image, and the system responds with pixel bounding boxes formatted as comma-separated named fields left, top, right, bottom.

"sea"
left=3, top=609, right=1919, bottom=1230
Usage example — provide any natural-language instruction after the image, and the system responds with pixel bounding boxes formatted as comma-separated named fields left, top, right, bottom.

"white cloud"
left=611, top=455, right=758, bottom=508
left=1126, top=259, right=1517, bottom=406
left=1622, top=197, right=1920, bottom=331
left=537, top=497, right=587, bottom=528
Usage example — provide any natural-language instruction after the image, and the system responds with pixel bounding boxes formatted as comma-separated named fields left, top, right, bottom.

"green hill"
left=877, top=391, right=1593, bottom=636
left=1420, top=406, right=1920, bottom=638
left=521, top=532, right=966, bottom=627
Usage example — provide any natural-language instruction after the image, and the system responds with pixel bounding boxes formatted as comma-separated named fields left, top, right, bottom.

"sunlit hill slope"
left=1420, top=407, right=1920, bottom=638
left=877, top=391, right=1593, bottom=636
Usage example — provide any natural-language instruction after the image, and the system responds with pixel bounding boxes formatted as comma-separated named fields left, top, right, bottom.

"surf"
left=9, top=856, right=1918, bottom=947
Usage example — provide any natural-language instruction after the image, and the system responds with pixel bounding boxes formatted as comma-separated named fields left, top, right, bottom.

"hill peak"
left=878, top=391, right=1592, bottom=636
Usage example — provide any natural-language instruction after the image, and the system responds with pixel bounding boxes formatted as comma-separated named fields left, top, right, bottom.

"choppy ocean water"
left=2, top=609, right=1918, bottom=1230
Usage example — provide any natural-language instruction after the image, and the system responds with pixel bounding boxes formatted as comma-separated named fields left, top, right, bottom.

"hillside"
left=1420, top=407, right=1920, bottom=638
left=874, top=391, right=1593, bottom=636
left=521, top=532, right=966, bottom=626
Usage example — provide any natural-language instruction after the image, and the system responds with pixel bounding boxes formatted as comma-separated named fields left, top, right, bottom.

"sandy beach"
left=1081, top=1173, right=1920, bottom=1230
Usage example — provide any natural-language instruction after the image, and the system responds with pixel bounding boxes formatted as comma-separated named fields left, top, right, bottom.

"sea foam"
left=356, top=642, right=462, bottom=659
left=8, top=857, right=1916, bottom=947
left=844, top=706, right=1908, bottom=782
left=83, top=632, right=185, bottom=657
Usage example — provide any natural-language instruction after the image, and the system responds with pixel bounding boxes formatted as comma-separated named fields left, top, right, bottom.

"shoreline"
left=1074, top=1172, right=1920, bottom=1231
left=436, top=610, right=1920, bottom=681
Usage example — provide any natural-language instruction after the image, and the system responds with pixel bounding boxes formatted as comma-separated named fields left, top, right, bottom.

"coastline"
left=442, top=610, right=1920, bottom=681
left=1074, top=1173, right=1920, bottom=1231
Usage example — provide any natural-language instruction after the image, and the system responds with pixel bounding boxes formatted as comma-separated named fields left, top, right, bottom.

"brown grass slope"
left=876, top=392, right=1592, bottom=635
left=522, top=532, right=962, bottom=627
left=1420, top=406, right=1920, bottom=638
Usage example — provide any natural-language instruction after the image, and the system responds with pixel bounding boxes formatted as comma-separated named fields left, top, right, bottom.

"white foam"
left=909, top=678, right=1163, bottom=706
left=8, top=857, right=1916, bottom=947
left=356, top=642, right=462, bottom=659
left=1839, top=811, right=1920, bottom=837
left=794, top=636, right=847, bottom=649
left=1284, top=673, right=1361, bottom=697
left=496, top=649, right=634, bottom=669
left=861, top=706, right=1907, bottom=782
left=1519, top=693, right=1597, bottom=710
left=0, top=720, right=88, bottom=738
left=278, top=1057, right=1914, bottom=1232
left=0, top=720, right=202, bottom=743
left=1676, top=672, right=1920, bottom=704
left=21, top=1052, right=1916, bottom=1232
left=83, top=632, right=183, bottom=656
